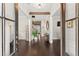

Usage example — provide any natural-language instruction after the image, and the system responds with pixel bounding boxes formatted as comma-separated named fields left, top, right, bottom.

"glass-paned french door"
left=0, top=3, right=16, bottom=56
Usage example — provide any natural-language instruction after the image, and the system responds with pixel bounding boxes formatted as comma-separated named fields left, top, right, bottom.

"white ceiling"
left=19, top=3, right=60, bottom=16
left=18, top=3, right=61, bottom=21
left=27, top=3, right=52, bottom=12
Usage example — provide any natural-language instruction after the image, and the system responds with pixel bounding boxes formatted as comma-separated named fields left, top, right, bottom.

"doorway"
left=16, top=3, right=62, bottom=56
left=32, top=21, right=41, bottom=42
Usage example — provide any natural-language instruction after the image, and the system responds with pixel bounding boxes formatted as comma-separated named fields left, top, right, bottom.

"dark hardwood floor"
left=15, top=39, right=60, bottom=56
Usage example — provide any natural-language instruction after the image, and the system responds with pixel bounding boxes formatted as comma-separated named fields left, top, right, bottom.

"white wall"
left=52, top=16, right=61, bottom=39
left=51, top=4, right=61, bottom=40
left=50, top=3, right=61, bottom=41
left=52, top=9, right=61, bottom=39
left=18, top=9, right=29, bottom=40
left=18, top=4, right=31, bottom=41
left=65, top=3, right=77, bottom=56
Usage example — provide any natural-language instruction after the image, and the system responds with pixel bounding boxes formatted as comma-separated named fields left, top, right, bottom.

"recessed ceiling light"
left=30, top=3, right=46, bottom=8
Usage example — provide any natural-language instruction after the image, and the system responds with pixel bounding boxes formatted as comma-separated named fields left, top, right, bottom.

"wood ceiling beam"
left=29, top=12, right=50, bottom=15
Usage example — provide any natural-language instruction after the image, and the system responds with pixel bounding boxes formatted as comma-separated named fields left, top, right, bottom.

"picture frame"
left=67, top=21, right=73, bottom=28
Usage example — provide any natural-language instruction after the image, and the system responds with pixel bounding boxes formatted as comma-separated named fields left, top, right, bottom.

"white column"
left=29, top=18, right=32, bottom=45
left=49, top=15, right=53, bottom=44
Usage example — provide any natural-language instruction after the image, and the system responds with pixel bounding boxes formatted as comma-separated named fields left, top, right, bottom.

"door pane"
left=5, top=3, right=15, bottom=20
left=0, top=18, right=2, bottom=56
left=66, top=3, right=76, bottom=20
left=65, top=20, right=76, bottom=56
left=5, top=20, right=15, bottom=56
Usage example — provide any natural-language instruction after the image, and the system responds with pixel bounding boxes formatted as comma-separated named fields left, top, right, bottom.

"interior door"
left=65, top=3, right=77, bottom=56
left=4, top=3, right=15, bottom=56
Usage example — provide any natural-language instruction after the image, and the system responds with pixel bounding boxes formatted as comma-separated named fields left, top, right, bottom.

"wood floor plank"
left=15, top=39, right=60, bottom=56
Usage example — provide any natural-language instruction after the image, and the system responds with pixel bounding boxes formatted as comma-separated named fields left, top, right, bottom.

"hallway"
left=0, top=3, right=79, bottom=56
left=15, top=39, right=60, bottom=56
left=14, top=3, right=61, bottom=56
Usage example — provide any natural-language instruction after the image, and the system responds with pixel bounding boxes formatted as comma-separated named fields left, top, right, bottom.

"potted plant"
left=32, top=29, right=38, bottom=42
